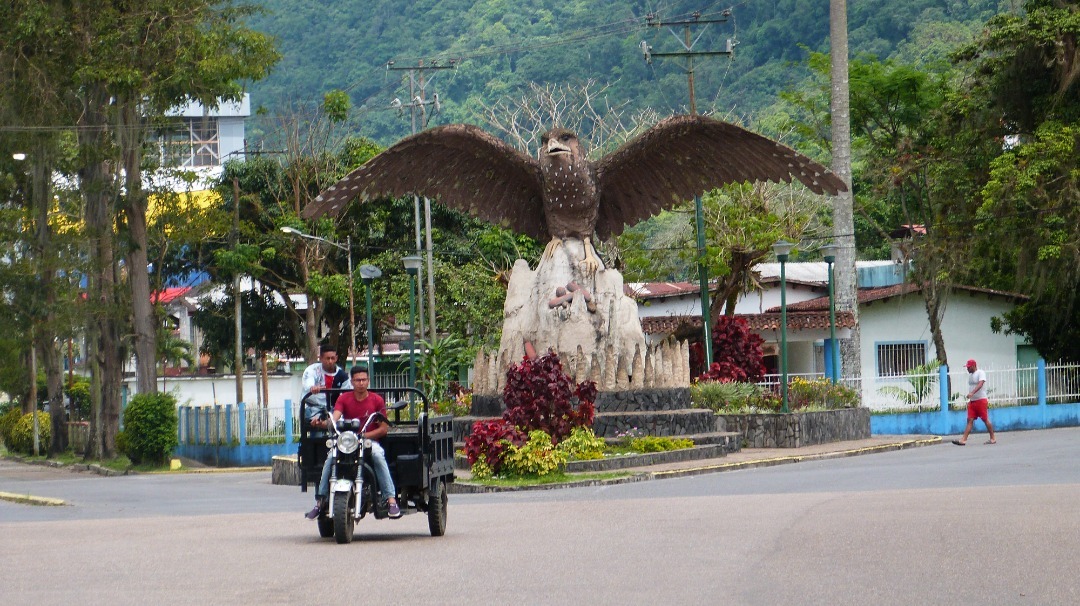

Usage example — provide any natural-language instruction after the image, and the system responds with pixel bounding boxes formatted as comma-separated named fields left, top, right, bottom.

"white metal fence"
left=862, top=362, right=1080, bottom=412
left=752, top=362, right=1080, bottom=413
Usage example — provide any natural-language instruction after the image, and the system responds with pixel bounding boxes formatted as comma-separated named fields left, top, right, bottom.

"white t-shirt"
left=968, top=368, right=987, bottom=400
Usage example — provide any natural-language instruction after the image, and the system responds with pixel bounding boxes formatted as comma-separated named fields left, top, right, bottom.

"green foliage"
left=244, top=0, right=992, bottom=146
left=322, top=89, right=351, bottom=123
left=417, top=335, right=467, bottom=403
left=627, top=435, right=694, bottom=453
left=193, top=288, right=303, bottom=369
left=65, top=377, right=91, bottom=419
left=118, top=392, right=179, bottom=465
left=555, top=426, right=606, bottom=461
left=691, top=381, right=779, bottom=413
left=8, top=412, right=51, bottom=455
left=877, top=360, right=943, bottom=406
left=788, top=378, right=861, bottom=410
left=501, top=430, right=568, bottom=477
left=0, top=408, right=22, bottom=448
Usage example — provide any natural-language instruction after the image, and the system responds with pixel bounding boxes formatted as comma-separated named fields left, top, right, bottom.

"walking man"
left=953, top=358, right=997, bottom=445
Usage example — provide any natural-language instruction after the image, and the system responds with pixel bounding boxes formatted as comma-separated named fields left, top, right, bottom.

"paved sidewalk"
left=451, top=435, right=942, bottom=493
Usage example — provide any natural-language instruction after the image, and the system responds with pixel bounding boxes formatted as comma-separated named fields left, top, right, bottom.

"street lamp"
left=280, top=227, right=356, bottom=367
left=402, top=255, right=422, bottom=393
left=773, top=240, right=795, bottom=413
left=359, top=264, right=383, bottom=385
left=821, top=243, right=840, bottom=384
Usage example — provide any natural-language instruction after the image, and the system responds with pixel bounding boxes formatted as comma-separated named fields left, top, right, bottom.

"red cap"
left=965, top=359, right=977, bottom=368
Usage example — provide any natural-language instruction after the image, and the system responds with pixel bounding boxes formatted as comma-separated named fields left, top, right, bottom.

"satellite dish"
left=359, top=264, right=382, bottom=280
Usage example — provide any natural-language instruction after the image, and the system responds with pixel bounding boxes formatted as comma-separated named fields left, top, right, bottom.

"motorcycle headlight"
left=337, top=431, right=360, bottom=454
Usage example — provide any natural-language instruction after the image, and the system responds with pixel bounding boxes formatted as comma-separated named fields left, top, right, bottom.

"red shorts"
left=967, top=398, right=990, bottom=422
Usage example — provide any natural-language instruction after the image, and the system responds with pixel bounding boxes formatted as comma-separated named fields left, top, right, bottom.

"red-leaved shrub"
left=464, top=419, right=524, bottom=473
left=692, top=315, right=766, bottom=382
left=502, top=351, right=597, bottom=444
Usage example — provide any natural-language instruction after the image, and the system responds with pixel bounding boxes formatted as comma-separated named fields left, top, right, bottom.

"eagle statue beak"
left=546, top=139, right=571, bottom=156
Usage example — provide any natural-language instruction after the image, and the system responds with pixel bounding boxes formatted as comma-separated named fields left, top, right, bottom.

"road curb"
left=449, top=437, right=942, bottom=493
left=1, top=453, right=268, bottom=476
left=646, top=437, right=943, bottom=480
left=0, top=491, right=66, bottom=506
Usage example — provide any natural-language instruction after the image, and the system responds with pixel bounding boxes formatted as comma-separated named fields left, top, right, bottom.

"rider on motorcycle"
left=305, top=365, right=402, bottom=519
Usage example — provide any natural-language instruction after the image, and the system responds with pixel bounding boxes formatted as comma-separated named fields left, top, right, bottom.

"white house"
left=631, top=260, right=1029, bottom=405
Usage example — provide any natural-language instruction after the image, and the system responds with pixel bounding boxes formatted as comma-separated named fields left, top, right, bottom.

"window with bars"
left=876, top=342, right=927, bottom=378
left=161, top=118, right=220, bottom=167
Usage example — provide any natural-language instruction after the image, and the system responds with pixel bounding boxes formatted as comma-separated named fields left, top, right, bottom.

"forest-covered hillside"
left=244, top=0, right=1010, bottom=145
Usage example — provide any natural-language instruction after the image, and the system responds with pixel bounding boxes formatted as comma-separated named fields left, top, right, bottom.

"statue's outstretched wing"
left=303, top=124, right=548, bottom=241
left=592, top=115, right=847, bottom=240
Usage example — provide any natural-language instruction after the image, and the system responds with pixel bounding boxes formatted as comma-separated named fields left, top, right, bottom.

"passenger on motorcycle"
left=301, top=344, right=351, bottom=425
left=305, top=365, right=402, bottom=520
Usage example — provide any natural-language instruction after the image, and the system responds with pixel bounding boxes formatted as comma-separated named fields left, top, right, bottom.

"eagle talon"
left=541, top=237, right=564, bottom=262
left=579, top=237, right=600, bottom=277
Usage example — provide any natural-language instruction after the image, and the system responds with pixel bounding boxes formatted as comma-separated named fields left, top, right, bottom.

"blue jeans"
left=318, top=441, right=396, bottom=503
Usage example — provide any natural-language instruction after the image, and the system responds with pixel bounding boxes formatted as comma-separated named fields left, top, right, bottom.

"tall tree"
left=830, top=0, right=862, bottom=380
left=954, top=0, right=1080, bottom=360
left=0, top=2, right=81, bottom=452
left=81, top=1, right=278, bottom=396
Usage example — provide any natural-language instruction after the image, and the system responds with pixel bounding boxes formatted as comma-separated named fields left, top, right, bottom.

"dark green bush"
left=691, top=381, right=779, bottom=412
left=8, top=412, right=51, bottom=455
left=119, top=392, right=178, bottom=465
left=0, top=408, right=23, bottom=448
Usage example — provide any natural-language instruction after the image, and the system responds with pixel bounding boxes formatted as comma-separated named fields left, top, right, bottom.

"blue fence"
left=871, top=360, right=1080, bottom=435
left=174, top=400, right=297, bottom=467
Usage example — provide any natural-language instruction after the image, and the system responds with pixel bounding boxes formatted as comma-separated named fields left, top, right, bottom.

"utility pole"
left=387, top=59, right=455, bottom=344
left=642, top=10, right=734, bottom=369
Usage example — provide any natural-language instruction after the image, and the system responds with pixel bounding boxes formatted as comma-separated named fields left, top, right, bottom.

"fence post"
left=178, top=406, right=185, bottom=445
left=225, top=404, right=233, bottom=445
left=284, top=399, right=293, bottom=446
left=1037, top=359, right=1047, bottom=427
left=214, top=405, right=222, bottom=445
left=238, top=402, right=247, bottom=447
left=203, top=407, right=211, bottom=446
left=194, top=406, right=202, bottom=445
left=939, top=364, right=951, bottom=434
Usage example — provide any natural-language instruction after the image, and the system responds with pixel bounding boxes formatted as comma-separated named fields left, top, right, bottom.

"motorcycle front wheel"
left=333, top=490, right=355, bottom=544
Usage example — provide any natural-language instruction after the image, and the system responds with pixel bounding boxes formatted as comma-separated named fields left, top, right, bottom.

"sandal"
left=951, top=440, right=966, bottom=446
left=984, top=440, right=996, bottom=445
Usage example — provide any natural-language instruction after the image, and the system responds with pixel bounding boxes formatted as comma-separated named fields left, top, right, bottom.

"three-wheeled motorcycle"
left=297, top=387, right=454, bottom=543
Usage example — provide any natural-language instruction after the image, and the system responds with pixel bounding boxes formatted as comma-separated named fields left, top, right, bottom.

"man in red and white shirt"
left=953, top=358, right=997, bottom=445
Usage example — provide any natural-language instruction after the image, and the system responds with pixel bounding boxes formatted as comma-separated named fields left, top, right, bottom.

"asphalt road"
left=2, top=427, right=1079, bottom=605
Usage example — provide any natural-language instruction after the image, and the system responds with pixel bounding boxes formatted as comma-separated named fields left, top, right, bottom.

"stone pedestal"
left=472, top=239, right=689, bottom=395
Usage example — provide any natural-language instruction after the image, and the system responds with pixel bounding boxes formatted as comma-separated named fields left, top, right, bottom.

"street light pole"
left=280, top=227, right=356, bottom=366
left=773, top=240, right=794, bottom=413
left=402, top=256, right=422, bottom=392
left=359, top=265, right=383, bottom=385
left=821, top=243, right=840, bottom=383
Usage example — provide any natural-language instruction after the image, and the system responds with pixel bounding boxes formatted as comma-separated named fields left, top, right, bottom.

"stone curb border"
left=448, top=437, right=942, bottom=494
left=0, top=490, right=66, bottom=506
left=1, top=454, right=268, bottom=477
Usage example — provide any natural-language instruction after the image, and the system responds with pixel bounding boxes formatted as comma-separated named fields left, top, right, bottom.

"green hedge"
left=0, top=408, right=21, bottom=447
left=118, top=393, right=178, bottom=465
left=8, top=412, right=51, bottom=455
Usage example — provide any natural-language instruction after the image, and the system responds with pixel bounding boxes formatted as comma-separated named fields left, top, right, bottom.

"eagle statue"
left=303, top=114, right=847, bottom=272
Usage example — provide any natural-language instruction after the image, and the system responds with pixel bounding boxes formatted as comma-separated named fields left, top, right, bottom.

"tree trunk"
left=79, top=82, right=124, bottom=460
left=25, top=136, right=68, bottom=453
left=830, top=0, right=861, bottom=380
left=120, top=99, right=158, bottom=395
